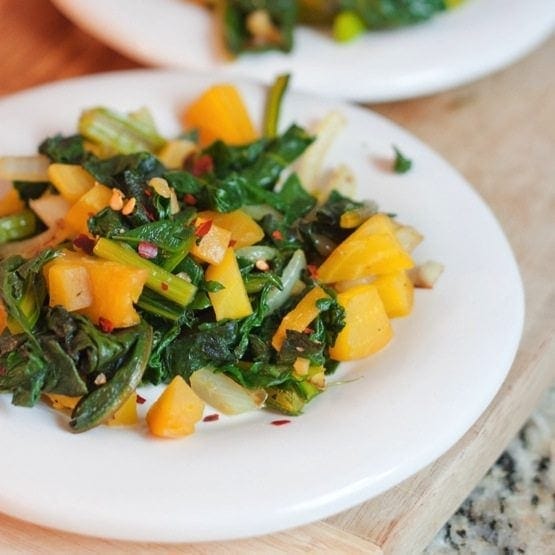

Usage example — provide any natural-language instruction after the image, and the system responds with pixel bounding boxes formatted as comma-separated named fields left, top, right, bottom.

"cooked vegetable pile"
left=198, top=0, right=464, bottom=55
left=0, top=79, right=441, bottom=437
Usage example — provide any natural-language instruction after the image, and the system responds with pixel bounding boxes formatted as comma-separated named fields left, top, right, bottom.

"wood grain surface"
left=0, top=1, right=553, bottom=552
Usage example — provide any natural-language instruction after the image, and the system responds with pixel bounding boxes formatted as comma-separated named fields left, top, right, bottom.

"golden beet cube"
left=329, top=284, right=392, bottom=361
left=205, top=247, right=253, bottom=321
left=191, top=220, right=232, bottom=265
left=48, top=263, right=93, bottom=312
left=183, top=84, right=257, bottom=146
left=44, top=393, right=81, bottom=411
left=80, top=261, right=148, bottom=328
left=272, top=286, right=329, bottom=351
left=197, top=209, right=264, bottom=248
left=48, top=163, right=96, bottom=203
left=373, top=271, right=414, bottom=318
left=317, top=234, right=414, bottom=283
left=0, top=187, right=24, bottom=217
left=147, top=376, right=205, bottom=438
left=318, top=213, right=414, bottom=283
left=107, top=392, right=138, bottom=427
left=45, top=251, right=147, bottom=329
left=348, top=212, right=397, bottom=239
left=65, top=182, right=112, bottom=235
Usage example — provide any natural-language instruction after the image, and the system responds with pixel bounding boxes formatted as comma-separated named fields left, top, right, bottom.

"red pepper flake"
left=161, top=282, right=169, bottom=291
left=192, top=154, right=214, bottom=177
left=0, top=366, right=6, bottom=377
left=144, top=188, right=152, bottom=197
left=146, top=209, right=156, bottom=221
left=138, top=241, right=158, bottom=259
left=203, top=413, right=220, bottom=422
left=183, top=193, right=197, bottom=206
left=303, top=327, right=314, bottom=335
left=307, top=264, right=319, bottom=280
left=195, top=219, right=213, bottom=238
left=136, top=394, right=147, bottom=405
left=228, top=239, right=237, bottom=248
left=271, top=419, right=291, bottom=426
left=271, top=230, right=283, bottom=241
left=73, top=234, right=96, bottom=255
left=98, top=317, right=114, bottom=333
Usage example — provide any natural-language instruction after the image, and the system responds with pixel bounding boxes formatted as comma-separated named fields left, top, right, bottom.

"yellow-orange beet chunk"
left=197, top=210, right=264, bottom=248
left=349, top=212, right=397, bottom=239
left=329, top=284, right=392, bottom=361
left=107, top=392, right=138, bottom=427
left=317, top=234, right=413, bottom=283
left=318, top=213, right=414, bottom=284
left=373, top=271, right=414, bottom=318
left=80, top=261, right=148, bottom=328
left=0, top=187, right=24, bottom=217
left=183, top=84, right=257, bottom=146
left=48, top=163, right=96, bottom=203
left=146, top=376, right=205, bottom=438
left=191, top=220, right=232, bottom=265
left=205, top=247, right=253, bottom=321
left=47, top=263, right=93, bottom=312
left=65, top=182, right=112, bottom=235
left=272, top=286, right=329, bottom=351
left=44, top=393, right=81, bottom=411
left=45, top=251, right=147, bottom=329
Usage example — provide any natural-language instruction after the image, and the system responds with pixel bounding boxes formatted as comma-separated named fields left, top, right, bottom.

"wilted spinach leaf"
left=84, top=152, right=166, bottom=226
left=39, top=134, right=88, bottom=164
left=163, top=320, right=240, bottom=381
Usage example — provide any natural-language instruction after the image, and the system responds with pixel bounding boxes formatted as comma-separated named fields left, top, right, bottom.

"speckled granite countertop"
left=426, top=387, right=555, bottom=554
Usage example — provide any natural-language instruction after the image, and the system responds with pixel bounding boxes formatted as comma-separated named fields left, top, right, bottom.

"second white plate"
left=50, top=0, right=555, bottom=102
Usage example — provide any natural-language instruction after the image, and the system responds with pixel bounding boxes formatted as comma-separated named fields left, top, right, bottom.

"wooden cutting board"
left=0, top=2, right=553, bottom=552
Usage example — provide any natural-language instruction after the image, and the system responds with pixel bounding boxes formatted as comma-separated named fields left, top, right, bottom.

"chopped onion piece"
left=296, top=111, right=346, bottom=191
left=190, top=367, right=266, bottom=415
left=0, top=155, right=50, bottom=181
left=395, top=225, right=424, bottom=253
left=29, top=194, right=71, bottom=228
left=408, top=260, right=444, bottom=289
left=318, top=163, right=357, bottom=203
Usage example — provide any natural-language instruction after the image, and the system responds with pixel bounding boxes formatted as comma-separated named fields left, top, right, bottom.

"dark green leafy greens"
left=39, top=134, right=89, bottom=164
left=220, top=0, right=298, bottom=55
left=70, top=320, right=153, bottom=432
left=0, top=101, right=391, bottom=431
left=85, top=152, right=167, bottom=226
left=0, top=250, right=57, bottom=338
left=0, top=304, right=151, bottom=421
left=211, top=0, right=448, bottom=55
left=164, top=123, right=314, bottom=215
left=339, top=0, right=446, bottom=29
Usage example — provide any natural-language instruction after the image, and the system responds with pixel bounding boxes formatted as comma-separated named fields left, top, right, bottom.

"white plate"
left=50, top=0, right=555, bottom=102
left=0, top=69, right=523, bottom=542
